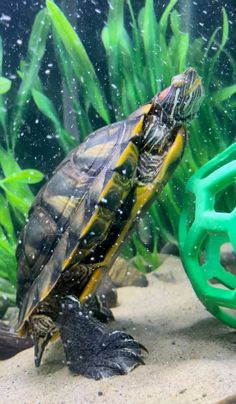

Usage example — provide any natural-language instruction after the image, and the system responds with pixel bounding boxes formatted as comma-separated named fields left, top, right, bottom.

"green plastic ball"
left=179, top=142, right=236, bottom=328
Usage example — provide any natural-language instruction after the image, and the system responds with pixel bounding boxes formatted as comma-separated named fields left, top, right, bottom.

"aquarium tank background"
left=0, top=0, right=235, bottom=315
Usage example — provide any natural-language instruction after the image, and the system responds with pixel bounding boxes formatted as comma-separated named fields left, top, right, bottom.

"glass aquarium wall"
left=0, top=0, right=235, bottom=313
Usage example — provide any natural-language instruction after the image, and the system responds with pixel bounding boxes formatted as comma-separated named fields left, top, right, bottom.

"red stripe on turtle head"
left=157, top=86, right=171, bottom=102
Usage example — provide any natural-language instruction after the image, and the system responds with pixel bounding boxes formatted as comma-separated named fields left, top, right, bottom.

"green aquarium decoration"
left=179, top=142, right=236, bottom=328
left=0, top=0, right=235, bottom=312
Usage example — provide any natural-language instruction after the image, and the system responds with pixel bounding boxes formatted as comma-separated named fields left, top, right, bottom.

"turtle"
left=16, top=67, right=204, bottom=379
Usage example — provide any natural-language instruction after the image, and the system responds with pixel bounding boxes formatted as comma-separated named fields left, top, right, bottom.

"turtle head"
left=155, top=67, right=204, bottom=124
left=137, top=68, right=204, bottom=184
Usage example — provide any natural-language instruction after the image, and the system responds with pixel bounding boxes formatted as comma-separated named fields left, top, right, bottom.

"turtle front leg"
left=56, top=296, right=146, bottom=380
left=31, top=314, right=57, bottom=367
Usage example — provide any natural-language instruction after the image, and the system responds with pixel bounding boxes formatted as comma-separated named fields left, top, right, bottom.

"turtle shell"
left=16, top=98, right=186, bottom=335
left=16, top=103, right=154, bottom=333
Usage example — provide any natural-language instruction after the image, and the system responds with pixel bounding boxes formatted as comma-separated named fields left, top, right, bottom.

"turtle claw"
left=56, top=296, right=147, bottom=380
left=82, top=330, right=146, bottom=380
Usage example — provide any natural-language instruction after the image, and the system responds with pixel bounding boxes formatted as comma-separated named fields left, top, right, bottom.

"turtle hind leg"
left=31, top=314, right=56, bottom=367
left=56, top=295, right=146, bottom=380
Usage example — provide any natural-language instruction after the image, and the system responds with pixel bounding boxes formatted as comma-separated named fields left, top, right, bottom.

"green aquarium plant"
left=44, top=0, right=235, bottom=268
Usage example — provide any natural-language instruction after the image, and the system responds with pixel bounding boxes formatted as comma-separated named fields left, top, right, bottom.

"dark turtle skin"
left=16, top=68, right=204, bottom=379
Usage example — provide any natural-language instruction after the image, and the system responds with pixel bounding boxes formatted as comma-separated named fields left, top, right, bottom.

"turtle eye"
left=172, top=79, right=187, bottom=88
left=171, top=74, right=187, bottom=88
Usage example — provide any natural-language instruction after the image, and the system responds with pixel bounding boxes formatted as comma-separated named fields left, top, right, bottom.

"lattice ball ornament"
left=179, top=142, right=236, bottom=328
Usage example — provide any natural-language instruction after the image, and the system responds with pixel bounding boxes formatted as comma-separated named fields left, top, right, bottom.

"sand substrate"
left=0, top=256, right=235, bottom=404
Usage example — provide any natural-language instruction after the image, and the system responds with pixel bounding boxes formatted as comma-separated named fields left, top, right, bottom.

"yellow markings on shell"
left=81, top=142, right=114, bottom=159
left=80, top=120, right=143, bottom=240
left=113, top=140, right=139, bottom=172
left=128, top=103, right=152, bottom=120
left=100, top=213, right=134, bottom=268
left=63, top=253, right=74, bottom=270
left=100, top=127, right=186, bottom=268
left=80, top=267, right=104, bottom=303
left=77, top=179, right=115, bottom=243
left=18, top=325, right=25, bottom=337
left=96, top=118, right=144, bottom=205
left=17, top=297, right=35, bottom=335
left=132, top=115, right=145, bottom=135
left=47, top=195, right=76, bottom=216
left=100, top=185, right=155, bottom=268
left=40, top=285, right=52, bottom=302
left=79, top=209, right=103, bottom=239
left=141, top=104, right=153, bottom=115
left=63, top=125, right=141, bottom=271
left=97, top=173, right=120, bottom=205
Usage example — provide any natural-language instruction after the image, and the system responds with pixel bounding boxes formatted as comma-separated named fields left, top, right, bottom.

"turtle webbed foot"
left=56, top=296, right=146, bottom=380
left=87, top=329, right=146, bottom=379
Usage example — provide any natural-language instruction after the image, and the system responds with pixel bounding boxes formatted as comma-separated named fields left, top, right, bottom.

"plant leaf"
left=0, top=146, right=34, bottom=216
left=32, top=88, right=76, bottom=152
left=2, top=169, right=44, bottom=185
left=213, top=84, right=236, bottom=102
left=0, top=36, right=8, bottom=137
left=1, top=185, right=31, bottom=215
left=0, top=195, right=15, bottom=243
left=47, top=0, right=110, bottom=124
left=178, top=33, right=189, bottom=72
left=10, top=9, right=51, bottom=149
left=52, top=29, right=82, bottom=141
left=0, top=235, right=16, bottom=285
left=221, top=7, right=229, bottom=49
left=0, top=277, right=15, bottom=294
left=0, top=77, right=11, bottom=94
left=142, top=0, right=160, bottom=92
left=159, top=0, right=178, bottom=38
left=102, top=0, right=138, bottom=117
left=32, top=88, right=61, bottom=128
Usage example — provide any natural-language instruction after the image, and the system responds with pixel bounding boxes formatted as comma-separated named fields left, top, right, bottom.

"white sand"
left=0, top=256, right=235, bottom=404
